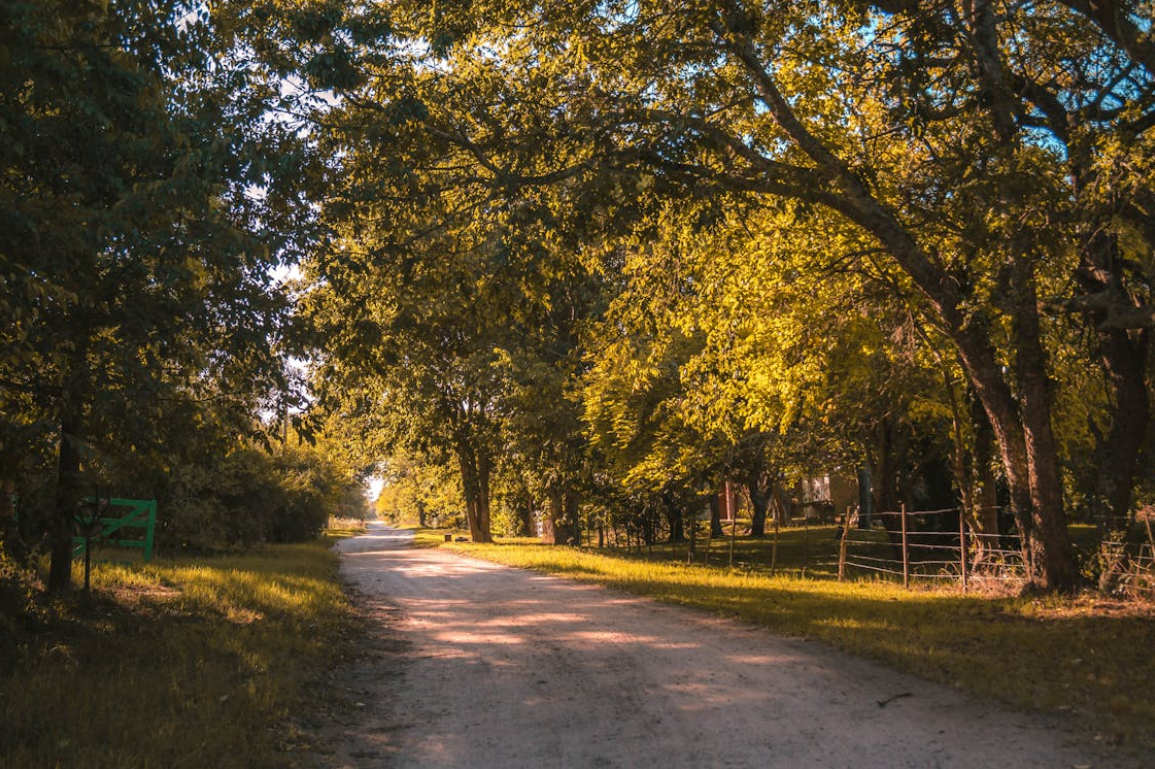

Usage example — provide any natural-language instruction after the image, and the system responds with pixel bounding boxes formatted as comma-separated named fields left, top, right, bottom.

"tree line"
left=4, top=1, right=1155, bottom=594
left=0, top=1, right=364, bottom=597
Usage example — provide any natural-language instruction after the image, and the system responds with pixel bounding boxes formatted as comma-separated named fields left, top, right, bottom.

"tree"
left=291, top=0, right=1155, bottom=590
left=290, top=0, right=624, bottom=543
left=376, top=453, right=464, bottom=528
left=1, top=1, right=302, bottom=590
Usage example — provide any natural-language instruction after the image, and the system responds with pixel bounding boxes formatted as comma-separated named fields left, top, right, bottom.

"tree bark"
left=565, top=492, right=580, bottom=545
left=1091, top=327, right=1148, bottom=534
left=541, top=487, right=580, bottom=545
left=662, top=490, right=685, bottom=542
left=516, top=499, right=535, bottom=537
left=477, top=451, right=493, bottom=541
left=746, top=470, right=771, bottom=537
left=965, top=393, right=1002, bottom=564
left=457, top=444, right=493, bottom=543
left=709, top=494, right=724, bottom=537
left=1076, top=226, right=1150, bottom=535
left=540, top=490, right=559, bottom=544
left=48, top=412, right=82, bottom=593
left=1012, top=259, right=1079, bottom=591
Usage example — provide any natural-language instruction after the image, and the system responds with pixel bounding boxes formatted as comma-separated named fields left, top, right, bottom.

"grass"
left=323, top=516, right=368, bottom=540
left=0, top=538, right=360, bottom=769
left=439, top=527, right=1155, bottom=750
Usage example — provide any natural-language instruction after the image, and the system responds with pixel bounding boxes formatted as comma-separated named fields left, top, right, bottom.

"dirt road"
left=318, top=523, right=1122, bottom=768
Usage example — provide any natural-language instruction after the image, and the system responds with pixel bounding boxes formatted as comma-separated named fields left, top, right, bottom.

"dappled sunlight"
left=469, top=612, right=587, bottom=627
left=413, top=537, right=1155, bottom=752
left=430, top=630, right=528, bottom=646
left=400, top=597, right=472, bottom=609
left=567, top=630, right=662, bottom=644
left=723, top=652, right=806, bottom=666
left=331, top=535, right=1144, bottom=768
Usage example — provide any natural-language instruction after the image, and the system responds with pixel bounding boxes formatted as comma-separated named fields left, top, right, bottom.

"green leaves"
left=0, top=0, right=312, bottom=579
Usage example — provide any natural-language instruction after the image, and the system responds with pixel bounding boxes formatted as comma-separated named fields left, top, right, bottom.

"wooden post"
left=703, top=519, right=712, bottom=566
left=687, top=512, right=696, bottom=564
left=901, top=503, right=910, bottom=589
left=803, top=515, right=810, bottom=571
left=727, top=480, right=736, bottom=568
left=838, top=510, right=852, bottom=582
left=771, top=512, right=779, bottom=575
left=959, top=508, right=968, bottom=594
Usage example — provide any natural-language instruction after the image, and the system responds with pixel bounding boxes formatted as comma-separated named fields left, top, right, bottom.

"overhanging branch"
left=1045, top=290, right=1155, bottom=330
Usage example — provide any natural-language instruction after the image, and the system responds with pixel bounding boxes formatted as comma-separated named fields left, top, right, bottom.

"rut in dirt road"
left=320, top=524, right=1122, bottom=769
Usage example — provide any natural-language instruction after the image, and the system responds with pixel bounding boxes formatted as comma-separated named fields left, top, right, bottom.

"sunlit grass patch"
left=445, top=537, right=1155, bottom=749
left=0, top=541, right=359, bottom=768
left=406, top=526, right=469, bottom=548
left=322, top=517, right=369, bottom=541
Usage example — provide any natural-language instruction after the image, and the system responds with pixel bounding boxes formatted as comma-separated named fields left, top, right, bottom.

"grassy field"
left=1, top=535, right=361, bottom=769
left=442, top=526, right=1155, bottom=750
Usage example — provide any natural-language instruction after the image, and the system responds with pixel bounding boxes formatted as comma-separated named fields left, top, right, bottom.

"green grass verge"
left=443, top=532, right=1155, bottom=749
left=394, top=524, right=471, bottom=548
left=1, top=540, right=359, bottom=768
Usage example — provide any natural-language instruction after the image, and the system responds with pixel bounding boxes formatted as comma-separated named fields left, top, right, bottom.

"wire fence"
left=594, top=500, right=1155, bottom=599
left=1101, top=541, right=1155, bottom=600
left=826, top=505, right=1028, bottom=592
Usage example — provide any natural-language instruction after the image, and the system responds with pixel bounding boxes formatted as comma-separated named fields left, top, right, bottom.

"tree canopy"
left=5, top=0, right=1155, bottom=594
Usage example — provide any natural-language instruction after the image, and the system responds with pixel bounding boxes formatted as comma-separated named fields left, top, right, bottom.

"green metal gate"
left=73, top=498, right=157, bottom=564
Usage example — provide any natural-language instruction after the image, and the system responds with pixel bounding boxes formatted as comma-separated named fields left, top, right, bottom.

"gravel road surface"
left=317, top=522, right=1130, bottom=768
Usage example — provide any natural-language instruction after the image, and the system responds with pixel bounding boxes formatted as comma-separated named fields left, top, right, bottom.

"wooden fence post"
left=901, top=503, right=910, bottom=590
left=770, top=513, right=779, bottom=575
left=960, top=508, right=968, bottom=594
left=727, top=481, right=736, bottom=568
left=838, top=510, right=852, bottom=582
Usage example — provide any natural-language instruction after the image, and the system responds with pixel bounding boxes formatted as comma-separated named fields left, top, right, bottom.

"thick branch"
left=1046, top=290, right=1155, bottom=330
left=1056, top=0, right=1155, bottom=76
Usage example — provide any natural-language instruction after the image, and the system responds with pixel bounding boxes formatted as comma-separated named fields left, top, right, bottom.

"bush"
left=160, top=443, right=361, bottom=552
left=0, top=519, right=40, bottom=675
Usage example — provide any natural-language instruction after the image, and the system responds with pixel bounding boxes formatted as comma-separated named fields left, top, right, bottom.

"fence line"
left=1101, top=540, right=1155, bottom=599
left=833, top=505, right=1027, bottom=591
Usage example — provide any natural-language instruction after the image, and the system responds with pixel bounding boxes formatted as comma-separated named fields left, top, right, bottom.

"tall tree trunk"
left=1014, top=261, right=1079, bottom=591
left=541, top=487, right=579, bottom=545
left=709, top=494, right=724, bottom=538
left=564, top=492, right=580, bottom=545
left=1078, top=228, right=1150, bottom=536
left=870, top=419, right=908, bottom=554
left=457, top=452, right=480, bottom=541
left=541, top=489, right=560, bottom=544
left=869, top=418, right=906, bottom=515
left=967, top=394, right=1001, bottom=564
left=1092, top=328, right=1148, bottom=534
left=476, top=451, right=493, bottom=542
left=517, top=499, right=535, bottom=537
left=746, top=470, right=770, bottom=537
left=662, top=491, right=685, bottom=542
left=48, top=412, right=82, bottom=594
left=972, top=395, right=1001, bottom=526
left=770, top=484, right=792, bottom=525
left=457, top=444, right=493, bottom=543
left=640, top=503, right=656, bottom=546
